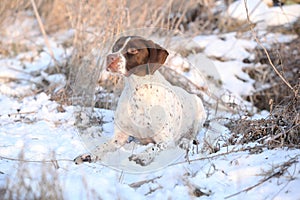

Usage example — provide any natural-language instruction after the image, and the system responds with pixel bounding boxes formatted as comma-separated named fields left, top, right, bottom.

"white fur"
left=75, top=37, right=207, bottom=166
left=107, top=37, right=131, bottom=75
left=75, top=70, right=207, bottom=166
left=115, top=71, right=206, bottom=143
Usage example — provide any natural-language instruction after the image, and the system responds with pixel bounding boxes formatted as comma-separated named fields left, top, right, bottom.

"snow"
left=1, top=2, right=300, bottom=199
left=190, top=148, right=300, bottom=200
left=227, top=0, right=300, bottom=28
left=194, top=33, right=256, bottom=60
left=213, top=60, right=255, bottom=96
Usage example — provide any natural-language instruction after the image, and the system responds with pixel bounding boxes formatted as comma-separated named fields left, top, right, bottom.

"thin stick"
left=224, top=156, right=298, bottom=199
left=168, top=145, right=266, bottom=166
left=0, top=76, right=44, bottom=87
left=7, top=111, right=37, bottom=116
left=0, top=155, right=73, bottom=163
left=243, top=0, right=296, bottom=96
left=129, top=176, right=162, bottom=188
left=161, top=67, right=236, bottom=113
left=30, top=0, right=59, bottom=71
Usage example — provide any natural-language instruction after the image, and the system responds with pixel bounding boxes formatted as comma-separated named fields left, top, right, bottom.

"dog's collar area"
left=126, top=63, right=152, bottom=77
left=146, top=62, right=150, bottom=75
left=127, top=71, right=158, bottom=88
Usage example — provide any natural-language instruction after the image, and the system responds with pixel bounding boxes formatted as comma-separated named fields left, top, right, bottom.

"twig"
left=7, top=66, right=32, bottom=75
left=0, top=155, right=73, bottom=163
left=0, top=76, right=44, bottom=87
left=129, top=176, right=162, bottom=188
left=161, top=67, right=236, bottom=113
left=270, top=156, right=298, bottom=199
left=7, top=110, right=37, bottom=117
left=268, top=123, right=300, bottom=142
left=243, top=0, right=296, bottom=96
left=168, top=145, right=266, bottom=166
left=30, top=0, right=59, bottom=72
left=224, top=155, right=298, bottom=199
left=162, top=66, right=207, bottom=91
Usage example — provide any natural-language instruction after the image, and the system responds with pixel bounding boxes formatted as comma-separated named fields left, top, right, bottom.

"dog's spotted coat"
left=74, top=36, right=206, bottom=166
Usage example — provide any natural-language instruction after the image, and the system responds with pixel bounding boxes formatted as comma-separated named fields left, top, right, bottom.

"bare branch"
left=243, top=0, right=296, bottom=96
left=225, top=155, right=298, bottom=199
left=30, top=0, right=59, bottom=72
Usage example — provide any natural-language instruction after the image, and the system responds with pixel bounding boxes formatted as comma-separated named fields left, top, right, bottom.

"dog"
left=74, top=36, right=206, bottom=166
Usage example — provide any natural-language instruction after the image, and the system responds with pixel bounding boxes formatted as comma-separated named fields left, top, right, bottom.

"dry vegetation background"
left=0, top=0, right=299, bottom=199
left=0, top=0, right=219, bottom=106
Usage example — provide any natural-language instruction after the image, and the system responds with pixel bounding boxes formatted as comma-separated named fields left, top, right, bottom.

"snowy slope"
left=1, top=4, right=300, bottom=200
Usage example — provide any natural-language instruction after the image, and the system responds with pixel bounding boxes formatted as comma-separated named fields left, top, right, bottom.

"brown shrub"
left=228, top=38, right=300, bottom=148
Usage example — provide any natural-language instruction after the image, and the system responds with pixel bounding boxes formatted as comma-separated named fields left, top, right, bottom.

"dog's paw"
left=178, top=138, right=191, bottom=150
left=74, top=154, right=92, bottom=165
left=128, top=154, right=153, bottom=166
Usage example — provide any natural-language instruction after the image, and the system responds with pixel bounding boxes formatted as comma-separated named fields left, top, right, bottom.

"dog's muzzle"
left=106, top=53, right=121, bottom=72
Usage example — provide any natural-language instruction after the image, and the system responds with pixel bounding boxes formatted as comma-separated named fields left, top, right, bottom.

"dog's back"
left=114, top=71, right=206, bottom=145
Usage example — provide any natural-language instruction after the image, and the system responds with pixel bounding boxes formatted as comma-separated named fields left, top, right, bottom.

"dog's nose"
left=107, top=54, right=117, bottom=64
left=106, top=54, right=119, bottom=71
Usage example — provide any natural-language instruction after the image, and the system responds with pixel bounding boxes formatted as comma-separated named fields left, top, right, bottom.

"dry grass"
left=1, top=0, right=300, bottom=198
left=227, top=97, right=299, bottom=148
left=63, top=0, right=220, bottom=106
left=1, top=152, right=64, bottom=200
left=228, top=39, right=300, bottom=148
left=0, top=0, right=233, bottom=107
left=246, top=39, right=300, bottom=110
left=1, top=0, right=298, bottom=145
left=0, top=151, right=101, bottom=200
left=225, top=0, right=300, bottom=149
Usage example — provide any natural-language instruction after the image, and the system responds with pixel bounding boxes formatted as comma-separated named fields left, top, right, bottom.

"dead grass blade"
left=243, top=0, right=297, bottom=96
left=225, top=155, right=299, bottom=199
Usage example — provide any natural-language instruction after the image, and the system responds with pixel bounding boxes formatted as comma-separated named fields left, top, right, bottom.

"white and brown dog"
left=74, top=36, right=206, bottom=166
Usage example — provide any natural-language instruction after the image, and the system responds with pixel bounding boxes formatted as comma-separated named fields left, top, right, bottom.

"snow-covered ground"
left=0, top=1, right=300, bottom=199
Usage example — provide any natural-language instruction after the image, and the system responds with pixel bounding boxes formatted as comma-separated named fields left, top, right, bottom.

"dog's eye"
left=112, top=46, right=120, bottom=52
left=127, top=48, right=138, bottom=54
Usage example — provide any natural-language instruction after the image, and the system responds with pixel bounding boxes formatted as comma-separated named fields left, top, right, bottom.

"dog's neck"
left=125, top=71, right=166, bottom=88
left=127, top=64, right=151, bottom=77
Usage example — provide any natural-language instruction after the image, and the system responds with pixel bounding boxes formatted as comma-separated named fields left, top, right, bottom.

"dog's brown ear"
left=146, top=40, right=169, bottom=75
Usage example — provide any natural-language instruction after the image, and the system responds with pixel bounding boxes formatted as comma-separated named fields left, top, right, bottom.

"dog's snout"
left=107, top=54, right=117, bottom=63
left=106, top=54, right=120, bottom=72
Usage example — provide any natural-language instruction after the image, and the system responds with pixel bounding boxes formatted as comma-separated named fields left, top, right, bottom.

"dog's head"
left=106, top=36, right=169, bottom=77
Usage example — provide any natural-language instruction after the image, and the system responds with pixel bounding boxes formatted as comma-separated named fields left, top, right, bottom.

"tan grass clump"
left=246, top=39, right=300, bottom=110
left=1, top=152, right=64, bottom=200
left=228, top=39, right=300, bottom=148
left=0, top=0, right=233, bottom=107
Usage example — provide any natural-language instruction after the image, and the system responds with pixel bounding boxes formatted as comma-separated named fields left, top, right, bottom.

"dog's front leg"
left=128, top=142, right=168, bottom=166
left=74, top=133, right=128, bottom=165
